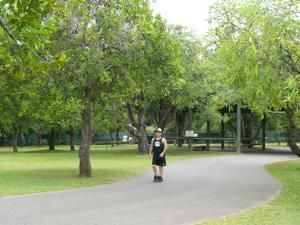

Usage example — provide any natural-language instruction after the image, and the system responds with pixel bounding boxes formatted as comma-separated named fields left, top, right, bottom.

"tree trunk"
left=126, top=94, right=148, bottom=154
left=48, top=127, right=55, bottom=151
left=69, top=126, right=75, bottom=151
left=242, top=113, right=253, bottom=146
left=137, top=127, right=148, bottom=154
left=12, top=124, right=18, bottom=152
left=239, top=113, right=255, bottom=148
left=176, top=110, right=185, bottom=148
left=261, top=114, right=266, bottom=151
left=187, top=108, right=193, bottom=151
left=116, top=128, right=120, bottom=145
left=109, top=131, right=114, bottom=147
left=18, top=129, right=25, bottom=147
left=0, top=131, right=5, bottom=145
left=137, top=103, right=148, bottom=154
left=36, top=131, right=42, bottom=146
left=286, top=107, right=300, bottom=157
left=221, top=113, right=225, bottom=150
left=56, top=123, right=62, bottom=145
left=227, top=120, right=237, bottom=135
left=206, top=120, right=211, bottom=151
left=79, top=88, right=92, bottom=177
left=155, top=100, right=175, bottom=131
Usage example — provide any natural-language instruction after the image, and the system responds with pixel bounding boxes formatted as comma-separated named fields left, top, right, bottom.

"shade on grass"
left=199, top=159, right=300, bottom=225
left=0, top=145, right=232, bottom=197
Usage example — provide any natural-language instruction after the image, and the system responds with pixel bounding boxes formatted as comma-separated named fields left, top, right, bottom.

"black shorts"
left=152, top=152, right=166, bottom=167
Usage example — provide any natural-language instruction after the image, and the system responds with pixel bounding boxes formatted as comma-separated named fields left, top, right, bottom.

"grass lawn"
left=0, top=144, right=233, bottom=197
left=199, top=159, right=300, bottom=225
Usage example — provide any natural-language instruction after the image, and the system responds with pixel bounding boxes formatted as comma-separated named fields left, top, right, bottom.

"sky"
left=151, top=0, right=217, bottom=34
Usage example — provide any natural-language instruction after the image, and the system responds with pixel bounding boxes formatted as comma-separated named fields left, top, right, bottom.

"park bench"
left=192, top=145, right=207, bottom=151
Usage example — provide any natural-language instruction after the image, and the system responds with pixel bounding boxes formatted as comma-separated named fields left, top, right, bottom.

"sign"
left=185, top=130, right=194, bottom=137
left=122, top=135, right=128, bottom=142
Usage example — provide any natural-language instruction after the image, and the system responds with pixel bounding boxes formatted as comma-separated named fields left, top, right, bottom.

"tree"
left=0, top=0, right=59, bottom=152
left=120, top=16, right=184, bottom=153
left=171, top=27, right=214, bottom=147
left=51, top=0, right=158, bottom=176
left=144, top=27, right=209, bottom=133
left=93, top=107, right=122, bottom=145
left=208, top=0, right=300, bottom=156
left=145, top=98, right=176, bottom=132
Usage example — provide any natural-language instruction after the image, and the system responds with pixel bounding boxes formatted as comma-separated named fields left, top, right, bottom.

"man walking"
left=149, top=128, right=168, bottom=182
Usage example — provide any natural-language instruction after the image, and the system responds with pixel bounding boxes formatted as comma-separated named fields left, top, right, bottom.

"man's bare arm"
left=160, top=138, right=168, bottom=157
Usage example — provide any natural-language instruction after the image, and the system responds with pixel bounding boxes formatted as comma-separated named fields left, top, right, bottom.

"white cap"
left=155, top=128, right=162, bottom=133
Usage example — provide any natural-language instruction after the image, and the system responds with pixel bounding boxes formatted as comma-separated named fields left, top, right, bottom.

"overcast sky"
left=151, top=0, right=217, bottom=34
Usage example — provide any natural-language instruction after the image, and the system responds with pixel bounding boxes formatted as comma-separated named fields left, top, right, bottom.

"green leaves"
left=208, top=0, right=300, bottom=114
left=0, top=0, right=60, bottom=135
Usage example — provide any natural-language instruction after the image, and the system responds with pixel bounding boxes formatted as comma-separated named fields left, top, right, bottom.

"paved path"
left=0, top=149, right=295, bottom=225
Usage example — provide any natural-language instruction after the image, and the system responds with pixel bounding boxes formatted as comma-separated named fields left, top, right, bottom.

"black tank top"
left=153, top=138, right=164, bottom=153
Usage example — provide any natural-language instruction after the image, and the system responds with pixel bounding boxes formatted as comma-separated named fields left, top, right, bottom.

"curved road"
left=0, top=149, right=295, bottom=225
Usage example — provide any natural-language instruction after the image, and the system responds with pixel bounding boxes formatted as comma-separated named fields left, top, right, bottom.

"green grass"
left=0, top=145, right=232, bottom=197
left=199, top=159, right=300, bottom=225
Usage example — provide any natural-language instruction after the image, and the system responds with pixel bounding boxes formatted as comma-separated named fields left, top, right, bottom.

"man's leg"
left=159, top=166, right=163, bottom=177
left=152, top=165, right=159, bottom=176
left=152, top=165, right=160, bottom=182
left=156, top=166, right=164, bottom=182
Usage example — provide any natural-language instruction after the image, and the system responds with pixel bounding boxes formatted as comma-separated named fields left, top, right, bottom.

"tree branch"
left=126, top=103, right=138, bottom=127
left=0, top=16, right=18, bottom=43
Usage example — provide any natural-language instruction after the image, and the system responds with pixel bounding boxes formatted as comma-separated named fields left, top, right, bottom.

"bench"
left=192, top=145, right=207, bottom=151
